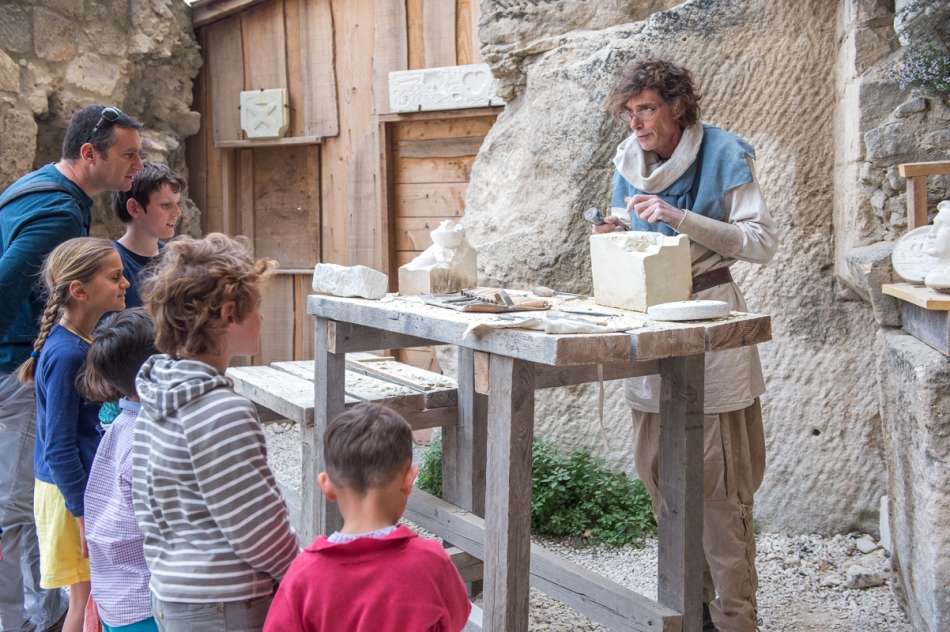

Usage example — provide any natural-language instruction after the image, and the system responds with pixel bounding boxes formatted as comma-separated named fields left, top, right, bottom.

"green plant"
left=893, top=45, right=950, bottom=96
left=416, top=438, right=656, bottom=547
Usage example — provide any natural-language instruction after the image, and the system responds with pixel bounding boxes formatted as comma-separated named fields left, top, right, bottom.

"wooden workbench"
left=307, top=294, right=771, bottom=632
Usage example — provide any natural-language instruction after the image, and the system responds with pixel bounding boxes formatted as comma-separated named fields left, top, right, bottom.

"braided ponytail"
left=15, top=237, right=118, bottom=384
left=16, top=288, right=68, bottom=383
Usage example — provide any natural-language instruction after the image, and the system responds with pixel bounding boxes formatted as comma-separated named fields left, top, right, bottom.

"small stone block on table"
left=312, top=263, right=388, bottom=299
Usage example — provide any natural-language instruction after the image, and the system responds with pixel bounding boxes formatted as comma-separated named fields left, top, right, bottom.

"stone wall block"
left=0, top=51, right=21, bottom=94
left=842, top=241, right=901, bottom=326
left=0, top=96, right=38, bottom=191
left=864, top=121, right=917, bottom=161
left=33, top=7, right=80, bottom=62
left=64, top=54, right=122, bottom=97
left=0, top=4, right=34, bottom=55
left=894, top=96, right=928, bottom=117
left=876, top=329, right=950, bottom=631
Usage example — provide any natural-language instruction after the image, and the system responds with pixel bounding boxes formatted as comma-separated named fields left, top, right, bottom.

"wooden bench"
left=227, top=353, right=459, bottom=529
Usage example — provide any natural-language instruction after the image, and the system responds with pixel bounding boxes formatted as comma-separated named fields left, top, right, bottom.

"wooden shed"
left=186, top=0, right=502, bottom=367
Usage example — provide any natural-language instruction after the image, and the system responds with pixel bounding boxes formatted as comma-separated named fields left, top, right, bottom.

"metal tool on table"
left=422, top=287, right=550, bottom=313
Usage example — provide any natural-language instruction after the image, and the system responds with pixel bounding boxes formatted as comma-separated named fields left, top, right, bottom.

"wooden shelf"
left=214, top=136, right=322, bottom=149
left=377, top=106, right=504, bottom=123
left=882, top=283, right=950, bottom=310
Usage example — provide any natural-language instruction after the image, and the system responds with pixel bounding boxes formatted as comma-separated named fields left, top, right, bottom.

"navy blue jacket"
left=0, top=165, right=92, bottom=372
left=34, top=325, right=102, bottom=517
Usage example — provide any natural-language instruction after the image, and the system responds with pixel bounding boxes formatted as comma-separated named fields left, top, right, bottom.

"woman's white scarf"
left=612, top=123, right=704, bottom=193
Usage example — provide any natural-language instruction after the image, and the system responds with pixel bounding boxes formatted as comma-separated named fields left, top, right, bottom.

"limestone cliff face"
left=462, top=0, right=928, bottom=534
left=0, top=0, right=202, bottom=236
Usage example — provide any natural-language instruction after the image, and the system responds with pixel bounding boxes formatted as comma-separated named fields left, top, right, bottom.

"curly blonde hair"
left=139, top=233, right=275, bottom=357
left=606, top=59, right=702, bottom=128
left=17, top=237, right=118, bottom=383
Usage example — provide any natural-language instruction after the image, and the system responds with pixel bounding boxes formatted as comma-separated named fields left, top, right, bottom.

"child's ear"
left=67, top=279, right=87, bottom=302
left=317, top=472, right=337, bottom=502
left=219, top=300, right=237, bottom=323
left=126, top=197, right=144, bottom=219
left=401, top=464, right=419, bottom=495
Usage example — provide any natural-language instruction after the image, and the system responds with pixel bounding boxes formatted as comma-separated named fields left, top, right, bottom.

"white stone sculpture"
left=388, top=63, right=505, bottom=113
left=399, top=220, right=477, bottom=295
left=590, top=232, right=692, bottom=312
left=924, top=200, right=950, bottom=293
left=240, top=88, right=289, bottom=139
left=312, top=263, right=388, bottom=299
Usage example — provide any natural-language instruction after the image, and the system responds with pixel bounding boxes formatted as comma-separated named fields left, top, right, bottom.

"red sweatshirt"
left=263, top=525, right=471, bottom=632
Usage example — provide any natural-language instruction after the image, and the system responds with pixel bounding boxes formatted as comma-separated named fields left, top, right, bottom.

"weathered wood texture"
left=191, top=0, right=494, bottom=297
left=657, top=355, right=705, bottom=631
left=898, top=301, right=950, bottom=355
left=898, top=161, right=950, bottom=229
left=406, top=489, right=681, bottom=632
left=484, top=355, right=535, bottom=632
left=307, top=295, right=771, bottom=365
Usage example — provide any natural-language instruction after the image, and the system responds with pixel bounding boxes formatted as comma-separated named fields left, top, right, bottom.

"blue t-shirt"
left=113, top=241, right=161, bottom=309
left=0, top=164, right=92, bottom=372
left=34, top=325, right=102, bottom=517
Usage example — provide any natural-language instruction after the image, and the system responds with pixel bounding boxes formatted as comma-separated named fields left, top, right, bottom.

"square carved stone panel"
left=240, top=88, right=289, bottom=139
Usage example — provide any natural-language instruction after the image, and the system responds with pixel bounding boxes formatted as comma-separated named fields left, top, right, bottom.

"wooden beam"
left=192, top=0, right=268, bottom=28
left=474, top=353, right=660, bottom=394
left=906, top=175, right=929, bottom=229
left=422, top=0, right=456, bottom=67
left=378, top=118, right=396, bottom=285
left=298, top=0, right=339, bottom=137
left=325, top=321, right=439, bottom=353
left=484, top=355, right=534, bottom=632
left=443, top=347, right=488, bottom=517
left=220, top=149, right=236, bottom=234
left=702, top=315, right=772, bottom=352
left=206, top=14, right=244, bottom=143
left=238, top=149, right=254, bottom=245
left=214, top=136, right=322, bottom=149
left=308, top=318, right=346, bottom=540
left=377, top=106, right=503, bottom=122
left=405, top=489, right=681, bottom=631
left=897, top=160, right=950, bottom=178
left=373, top=0, right=409, bottom=115
left=396, top=136, right=484, bottom=158
left=657, top=354, right=705, bottom=632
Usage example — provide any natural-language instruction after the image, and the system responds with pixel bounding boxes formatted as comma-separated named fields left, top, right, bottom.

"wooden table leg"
left=303, top=317, right=345, bottom=542
left=483, top=354, right=535, bottom=632
left=442, top=346, right=488, bottom=595
left=657, top=354, right=705, bottom=631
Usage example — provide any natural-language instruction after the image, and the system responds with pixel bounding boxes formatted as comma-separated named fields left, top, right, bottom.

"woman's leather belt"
left=692, top=267, right=733, bottom=294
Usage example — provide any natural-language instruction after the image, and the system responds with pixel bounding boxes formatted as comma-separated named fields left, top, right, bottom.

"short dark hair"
left=324, top=403, right=413, bottom=494
left=112, top=162, right=184, bottom=223
left=61, top=105, right=143, bottom=161
left=606, top=59, right=702, bottom=128
left=78, top=308, right=157, bottom=402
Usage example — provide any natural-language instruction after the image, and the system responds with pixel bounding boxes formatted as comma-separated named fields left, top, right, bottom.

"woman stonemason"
left=594, top=59, right=778, bottom=632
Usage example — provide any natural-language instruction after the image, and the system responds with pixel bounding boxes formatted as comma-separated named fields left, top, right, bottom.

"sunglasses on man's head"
left=89, top=106, right=123, bottom=140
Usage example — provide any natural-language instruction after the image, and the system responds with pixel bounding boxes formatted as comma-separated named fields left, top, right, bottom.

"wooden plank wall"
left=186, top=0, right=491, bottom=364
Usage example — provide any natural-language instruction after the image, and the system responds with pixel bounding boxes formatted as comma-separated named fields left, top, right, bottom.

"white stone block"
left=647, top=299, right=730, bottom=321
left=398, top=220, right=477, bottom=295
left=590, top=232, right=692, bottom=312
left=388, top=63, right=504, bottom=113
left=312, top=263, right=388, bottom=299
left=240, top=88, right=289, bottom=139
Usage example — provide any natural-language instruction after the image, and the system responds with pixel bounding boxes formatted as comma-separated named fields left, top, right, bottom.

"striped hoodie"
left=131, top=355, right=299, bottom=603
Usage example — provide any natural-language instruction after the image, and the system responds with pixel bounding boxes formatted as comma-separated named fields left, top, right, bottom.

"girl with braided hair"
left=17, top=237, right=129, bottom=632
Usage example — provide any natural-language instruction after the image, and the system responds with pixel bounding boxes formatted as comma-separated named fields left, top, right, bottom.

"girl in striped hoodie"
left=131, top=233, right=298, bottom=632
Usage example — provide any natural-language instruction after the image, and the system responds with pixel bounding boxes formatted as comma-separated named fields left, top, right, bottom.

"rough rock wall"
left=876, top=330, right=950, bottom=632
left=466, top=0, right=889, bottom=534
left=836, top=0, right=950, bottom=294
left=0, top=0, right=202, bottom=237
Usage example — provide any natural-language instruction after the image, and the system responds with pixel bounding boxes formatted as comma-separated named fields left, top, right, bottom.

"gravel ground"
left=265, top=422, right=910, bottom=631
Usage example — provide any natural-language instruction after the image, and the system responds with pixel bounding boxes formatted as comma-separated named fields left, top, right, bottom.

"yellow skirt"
left=33, top=479, right=90, bottom=588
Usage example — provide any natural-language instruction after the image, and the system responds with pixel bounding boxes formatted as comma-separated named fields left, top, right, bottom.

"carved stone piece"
left=924, top=201, right=950, bottom=293
left=647, top=299, right=730, bottom=321
left=240, top=88, right=289, bottom=139
left=388, top=63, right=505, bottom=113
left=590, top=231, right=691, bottom=312
left=399, top=220, right=478, bottom=295
left=312, top=263, right=388, bottom=300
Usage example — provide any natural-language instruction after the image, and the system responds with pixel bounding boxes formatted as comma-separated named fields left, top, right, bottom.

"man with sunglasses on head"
left=595, top=60, right=778, bottom=632
left=0, top=104, right=143, bottom=632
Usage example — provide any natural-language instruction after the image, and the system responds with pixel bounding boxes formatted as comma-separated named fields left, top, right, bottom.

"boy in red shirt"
left=264, top=403, right=471, bottom=632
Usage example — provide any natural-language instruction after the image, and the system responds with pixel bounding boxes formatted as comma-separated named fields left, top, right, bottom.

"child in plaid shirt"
left=80, top=308, right=158, bottom=632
